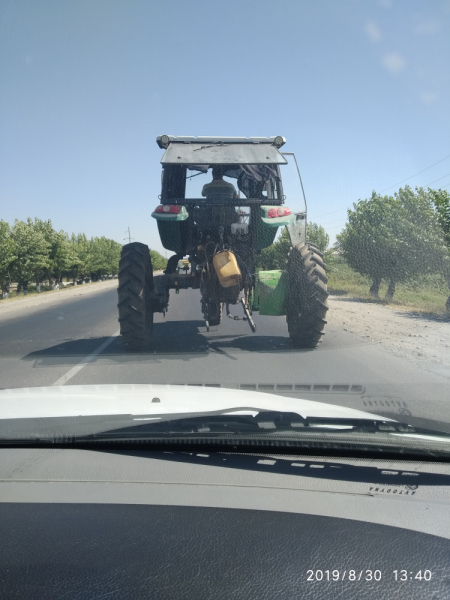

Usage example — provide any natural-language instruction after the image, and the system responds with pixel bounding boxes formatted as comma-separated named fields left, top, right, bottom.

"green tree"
left=429, top=188, right=450, bottom=246
left=429, top=188, right=450, bottom=310
left=32, top=219, right=79, bottom=287
left=73, top=234, right=93, bottom=280
left=62, top=233, right=83, bottom=282
left=89, top=237, right=122, bottom=278
left=52, top=234, right=79, bottom=284
left=150, top=249, right=168, bottom=271
left=89, top=237, right=110, bottom=277
left=337, top=186, right=448, bottom=300
left=3, top=216, right=127, bottom=292
left=60, top=235, right=80, bottom=281
left=32, top=218, right=56, bottom=287
left=10, top=220, right=50, bottom=293
left=256, top=227, right=291, bottom=270
left=0, top=221, right=16, bottom=297
left=105, top=239, right=122, bottom=276
left=307, top=222, right=329, bottom=253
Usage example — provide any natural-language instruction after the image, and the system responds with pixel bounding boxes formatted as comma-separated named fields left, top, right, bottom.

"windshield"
left=1, top=1, right=449, bottom=453
left=163, top=164, right=282, bottom=202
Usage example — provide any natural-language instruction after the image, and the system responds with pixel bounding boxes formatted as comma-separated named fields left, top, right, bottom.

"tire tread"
left=286, top=242, right=329, bottom=348
left=117, top=242, right=154, bottom=350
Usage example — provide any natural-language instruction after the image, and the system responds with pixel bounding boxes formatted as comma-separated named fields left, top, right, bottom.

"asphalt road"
left=1, top=285, right=449, bottom=430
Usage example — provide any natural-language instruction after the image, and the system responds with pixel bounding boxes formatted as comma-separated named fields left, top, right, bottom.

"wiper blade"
left=75, top=411, right=419, bottom=439
left=72, top=413, right=450, bottom=455
left=3, top=412, right=450, bottom=460
left=3, top=408, right=450, bottom=453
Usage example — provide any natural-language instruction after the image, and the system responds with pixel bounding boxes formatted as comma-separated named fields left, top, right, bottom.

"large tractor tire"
left=117, top=242, right=154, bottom=350
left=286, top=242, right=328, bottom=348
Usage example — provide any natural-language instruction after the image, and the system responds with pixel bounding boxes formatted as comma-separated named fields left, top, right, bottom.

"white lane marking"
left=52, top=330, right=120, bottom=386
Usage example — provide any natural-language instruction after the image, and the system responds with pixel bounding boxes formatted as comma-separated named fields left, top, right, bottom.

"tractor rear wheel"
left=117, top=242, right=154, bottom=350
left=286, top=242, right=328, bottom=348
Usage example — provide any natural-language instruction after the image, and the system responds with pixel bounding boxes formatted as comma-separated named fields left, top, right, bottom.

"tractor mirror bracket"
left=286, top=212, right=307, bottom=247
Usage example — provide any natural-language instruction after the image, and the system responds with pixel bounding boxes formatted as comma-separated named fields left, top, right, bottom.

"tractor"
left=117, top=135, right=328, bottom=349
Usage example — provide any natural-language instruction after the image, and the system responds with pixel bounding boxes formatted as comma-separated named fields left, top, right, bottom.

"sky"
left=1, top=0, right=449, bottom=255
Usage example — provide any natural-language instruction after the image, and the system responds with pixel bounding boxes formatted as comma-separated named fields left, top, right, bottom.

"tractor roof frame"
left=156, top=135, right=286, bottom=149
left=158, top=137, right=288, bottom=166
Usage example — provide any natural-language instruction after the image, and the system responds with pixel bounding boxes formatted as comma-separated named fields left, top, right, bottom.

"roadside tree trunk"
left=385, top=278, right=396, bottom=301
left=35, top=269, right=41, bottom=293
left=2, top=274, right=11, bottom=298
left=16, top=281, right=22, bottom=294
left=46, top=268, right=53, bottom=288
left=369, top=276, right=381, bottom=298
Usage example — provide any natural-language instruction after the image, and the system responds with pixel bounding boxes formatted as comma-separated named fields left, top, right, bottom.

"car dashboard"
left=1, top=446, right=450, bottom=599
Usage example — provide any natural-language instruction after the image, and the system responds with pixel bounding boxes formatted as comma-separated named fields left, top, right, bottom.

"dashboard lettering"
left=369, top=486, right=417, bottom=495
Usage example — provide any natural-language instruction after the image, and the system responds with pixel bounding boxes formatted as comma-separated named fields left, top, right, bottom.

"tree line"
left=337, top=187, right=450, bottom=307
left=0, top=218, right=167, bottom=298
left=258, top=186, right=450, bottom=310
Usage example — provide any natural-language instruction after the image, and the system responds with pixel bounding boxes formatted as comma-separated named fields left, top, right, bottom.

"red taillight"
left=154, top=205, right=181, bottom=214
left=267, top=207, right=292, bottom=218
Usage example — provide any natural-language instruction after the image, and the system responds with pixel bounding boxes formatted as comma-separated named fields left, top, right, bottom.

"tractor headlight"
left=274, top=136, right=285, bottom=148
left=160, top=135, right=170, bottom=148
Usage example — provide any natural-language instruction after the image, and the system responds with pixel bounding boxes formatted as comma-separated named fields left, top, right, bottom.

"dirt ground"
left=328, top=296, right=450, bottom=371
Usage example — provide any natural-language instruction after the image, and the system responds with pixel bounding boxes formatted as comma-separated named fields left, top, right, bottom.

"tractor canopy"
left=159, top=140, right=288, bottom=166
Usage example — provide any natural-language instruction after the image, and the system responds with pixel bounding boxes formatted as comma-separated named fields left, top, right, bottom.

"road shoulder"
left=0, top=279, right=118, bottom=317
left=328, top=296, right=450, bottom=376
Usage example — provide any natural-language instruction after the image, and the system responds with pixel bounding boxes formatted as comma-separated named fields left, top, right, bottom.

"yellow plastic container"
left=213, top=251, right=242, bottom=288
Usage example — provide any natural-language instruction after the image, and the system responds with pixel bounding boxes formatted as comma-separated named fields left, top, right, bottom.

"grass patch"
left=328, top=261, right=449, bottom=316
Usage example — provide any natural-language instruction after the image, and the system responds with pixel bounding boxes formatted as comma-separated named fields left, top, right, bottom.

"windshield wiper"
left=41, top=411, right=420, bottom=440
left=62, top=413, right=450, bottom=459
left=89, top=414, right=419, bottom=438
left=3, top=411, right=450, bottom=460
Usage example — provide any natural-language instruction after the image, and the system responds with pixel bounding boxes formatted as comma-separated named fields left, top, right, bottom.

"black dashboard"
left=1, top=447, right=450, bottom=599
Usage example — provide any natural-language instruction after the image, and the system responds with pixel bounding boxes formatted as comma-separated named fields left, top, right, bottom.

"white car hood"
left=0, top=384, right=391, bottom=422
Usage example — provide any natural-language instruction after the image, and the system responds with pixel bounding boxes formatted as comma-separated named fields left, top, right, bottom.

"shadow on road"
left=331, top=296, right=389, bottom=305
left=394, top=310, right=450, bottom=323
left=208, top=334, right=305, bottom=354
left=22, top=320, right=309, bottom=367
